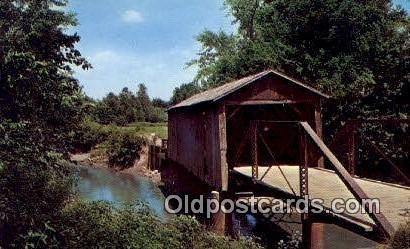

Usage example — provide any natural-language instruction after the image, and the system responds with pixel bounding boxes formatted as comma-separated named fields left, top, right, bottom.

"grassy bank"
left=127, top=122, right=168, bottom=139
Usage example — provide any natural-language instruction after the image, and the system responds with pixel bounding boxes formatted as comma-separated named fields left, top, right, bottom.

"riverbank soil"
left=70, top=145, right=161, bottom=184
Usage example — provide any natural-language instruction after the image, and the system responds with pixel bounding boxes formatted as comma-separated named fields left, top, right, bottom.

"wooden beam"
left=227, top=105, right=242, bottom=121
left=314, top=102, right=324, bottom=168
left=251, top=121, right=258, bottom=179
left=232, top=129, right=250, bottom=168
left=300, top=122, right=395, bottom=239
left=355, top=119, right=410, bottom=124
left=309, top=120, right=358, bottom=170
left=218, top=104, right=228, bottom=191
left=209, top=191, right=226, bottom=234
left=347, top=127, right=359, bottom=175
left=258, top=132, right=297, bottom=195
left=225, top=100, right=301, bottom=106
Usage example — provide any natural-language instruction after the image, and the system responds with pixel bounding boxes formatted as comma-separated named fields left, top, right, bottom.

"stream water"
left=75, top=165, right=381, bottom=249
left=76, top=166, right=168, bottom=219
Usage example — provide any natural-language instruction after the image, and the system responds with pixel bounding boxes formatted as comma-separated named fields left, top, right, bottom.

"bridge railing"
left=310, top=119, right=410, bottom=185
left=299, top=121, right=395, bottom=239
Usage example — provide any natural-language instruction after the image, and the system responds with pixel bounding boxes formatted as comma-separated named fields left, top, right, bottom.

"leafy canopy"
left=189, top=0, right=409, bottom=112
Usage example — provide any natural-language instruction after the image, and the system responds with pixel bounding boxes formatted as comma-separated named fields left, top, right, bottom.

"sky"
left=68, top=0, right=409, bottom=101
left=67, top=0, right=233, bottom=100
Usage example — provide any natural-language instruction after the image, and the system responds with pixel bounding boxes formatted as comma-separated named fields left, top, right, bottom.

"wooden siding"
left=168, top=105, right=226, bottom=190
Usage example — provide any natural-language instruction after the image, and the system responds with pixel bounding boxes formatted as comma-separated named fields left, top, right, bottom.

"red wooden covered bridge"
left=165, top=70, right=410, bottom=246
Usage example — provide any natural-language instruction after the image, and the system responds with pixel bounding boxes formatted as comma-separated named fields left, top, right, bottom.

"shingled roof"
left=169, top=70, right=330, bottom=110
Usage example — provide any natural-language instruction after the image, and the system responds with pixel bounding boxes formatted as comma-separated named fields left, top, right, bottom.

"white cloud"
left=93, top=50, right=121, bottom=63
left=121, top=10, right=144, bottom=24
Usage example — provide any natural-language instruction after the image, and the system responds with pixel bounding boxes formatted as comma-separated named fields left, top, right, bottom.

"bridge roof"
left=169, top=70, right=330, bottom=110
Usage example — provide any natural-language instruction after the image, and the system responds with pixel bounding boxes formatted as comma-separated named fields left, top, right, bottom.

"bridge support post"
left=314, top=102, right=324, bottom=168
left=347, top=121, right=359, bottom=175
left=300, top=131, right=311, bottom=249
left=302, top=221, right=326, bottom=249
left=302, top=219, right=312, bottom=249
left=251, top=121, right=258, bottom=179
left=209, top=191, right=226, bottom=234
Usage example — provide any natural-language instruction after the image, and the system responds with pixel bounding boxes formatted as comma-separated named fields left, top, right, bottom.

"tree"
left=192, top=0, right=410, bottom=113
left=136, top=83, right=156, bottom=122
left=191, top=0, right=409, bottom=106
left=0, top=0, right=90, bottom=246
left=0, top=0, right=91, bottom=142
left=170, top=82, right=202, bottom=105
left=118, top=87, right=144, bottom=124
left=90, top=85, right=167, bottom=125
left=152, top=98, right=169, bottom=109
left=189, top=0, right=409, bottom=168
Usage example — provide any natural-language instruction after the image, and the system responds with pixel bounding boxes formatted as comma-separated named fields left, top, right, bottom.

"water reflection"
left=75, top=166, right=168, bottom=220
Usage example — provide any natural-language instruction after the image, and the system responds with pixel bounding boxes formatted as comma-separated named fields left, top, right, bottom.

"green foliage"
left=107, top=133, right=146, bottom=169
left=66, top=119, right=109, bottom=153
left=15, top=221, right=61, bottom=249
left=191, top=0, right=409, bottom=101
left=150, top=107, right=168, bottom=123
left=55, top=200, right=262, bottom=249
left=386, top=220, right=410, bottom=249
left=170, top=82, right=202, bottom=104
left=93, top=89, right=144, bottom=126
left=0, top=0, right=88, bottom=247
left=129, top=122, right=168, bottom=139
left=189, top=0, right=410, bottom=116
left=137, top=83, right=156, bottom=122
left=67, top=120, right=168, bottom=153
left=0, top=121, right=75, bottom=247
left=152, top=98, right=170, bottom=108
left=186, top=0, right=410, bottom=169
left=0, top=0, right=91, bottom=151
left=91, top=85, right=167, bottom=125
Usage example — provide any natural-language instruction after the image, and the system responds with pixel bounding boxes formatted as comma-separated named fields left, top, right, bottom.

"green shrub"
left=106, top=133, right=146, bottom=169
left=147, top=107, right=168, bottom=123
left=67, top=120, right=109, bottom=153
left=387, top=220, right=410, bottom=249
left=56, top=200, right=262, bottom=249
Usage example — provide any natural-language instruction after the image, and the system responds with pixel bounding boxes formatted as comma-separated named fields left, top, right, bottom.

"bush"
left=106, top=133, right=146, bottom=169
left=387, top=220, right=410, bottom=249
left=277, top=231, right=302, bottom=249
left=67, top=120, right=145, bottom=154
left=67, top=120, right=109, bottom=153
left=147, top=107, right=168, bottom=123
left=56, top=200, right=262, bottom=249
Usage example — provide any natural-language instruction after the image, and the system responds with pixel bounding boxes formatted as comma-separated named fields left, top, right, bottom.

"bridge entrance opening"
left=226, top=104, right=309, bottom=168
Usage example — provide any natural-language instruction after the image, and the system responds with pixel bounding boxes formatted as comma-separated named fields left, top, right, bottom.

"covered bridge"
left=167, top=70, right=330, bottom=191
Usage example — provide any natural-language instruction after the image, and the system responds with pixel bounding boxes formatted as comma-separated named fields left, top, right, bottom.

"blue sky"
left=68, top=0, right=409, bottom=101
left=68, top=0, right=233, bottom=100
